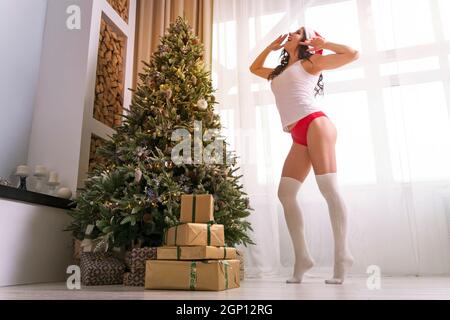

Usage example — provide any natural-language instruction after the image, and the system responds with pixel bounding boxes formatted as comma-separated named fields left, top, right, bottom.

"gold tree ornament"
left=164, top=160, right=174, bottom=169
left=176, top=68, right=185, bottom=80
left=195, top=60, right=204, bottom=72
left=196, top=99, right=208, bottom=110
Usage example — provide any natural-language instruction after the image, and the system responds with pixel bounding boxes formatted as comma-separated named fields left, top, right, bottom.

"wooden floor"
left=1, top=274, right=450, bottom=300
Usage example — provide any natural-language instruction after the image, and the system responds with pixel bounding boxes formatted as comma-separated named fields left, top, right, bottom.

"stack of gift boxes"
left=145, top=194, right=241, bottom=291
left=78, top=193, right=245, bottom=288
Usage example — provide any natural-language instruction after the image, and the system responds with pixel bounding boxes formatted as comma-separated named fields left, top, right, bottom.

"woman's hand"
left=266, top=34, right=288, bottom=51
left=299, top=36, right=327, bottom=53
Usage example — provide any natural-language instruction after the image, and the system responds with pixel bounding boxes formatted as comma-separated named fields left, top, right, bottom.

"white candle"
left=48, top=171, right=59, bottom=183
left=35, top=165, right=47, bottom=175
left=16, top=165, right=29, bottom=176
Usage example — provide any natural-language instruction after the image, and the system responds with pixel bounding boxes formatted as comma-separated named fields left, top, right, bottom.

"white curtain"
left=212, top=0, right=450, bottom=278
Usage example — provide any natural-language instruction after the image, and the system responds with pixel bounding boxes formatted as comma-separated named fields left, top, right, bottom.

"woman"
left=249, top=27, right=359, bottom=284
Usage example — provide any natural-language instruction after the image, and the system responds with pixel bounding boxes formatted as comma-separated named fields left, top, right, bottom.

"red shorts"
left=290, top=111, right=328, bottom=146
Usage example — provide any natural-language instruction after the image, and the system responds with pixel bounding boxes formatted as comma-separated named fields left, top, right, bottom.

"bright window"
left=438, top=0, right=450, bottom=40
left=324, top=67, right=365, bottom=83
left=379, top=57, right=440, bottom=76
left=305, top=0, right=362, bottom=53
left=371, top=0, right=435, bottom=50
left=214, top=0, right=450, bottom=185
left=383, top=82, right=450, bottom=182
left=212, top=20, right=237, bottom=69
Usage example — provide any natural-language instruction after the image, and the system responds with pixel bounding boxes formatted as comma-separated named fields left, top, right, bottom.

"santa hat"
left=303, top=27, right=324, bottom=55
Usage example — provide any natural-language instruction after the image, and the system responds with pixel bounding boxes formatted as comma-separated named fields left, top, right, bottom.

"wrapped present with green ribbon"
left=236, top=249, right=245, bottom=281
left=180, top=194, right=215, bottom=223
left=145, top=259, right=240, bottom=291
left=157, top=245, right=237, bottom=260
left=164, top=223, right=224, bottom=247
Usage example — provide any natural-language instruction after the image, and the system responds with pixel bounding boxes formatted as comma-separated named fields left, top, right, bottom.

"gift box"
left=73, top=239, right=82, bottom=263
left=236, top=249, right=245, bottom=281
left=80, top=252, right=125, bottom=286
left=123, top=270, right=145, bottom=287
left=124, top=247, right=157, bottom=273
left=164, top=223, right=224, bottom=246
left=145, top=259, right=240, bottom=291
left=180, top=194, right=214, bottom=223
left=157, top=246, right=237, bottom=260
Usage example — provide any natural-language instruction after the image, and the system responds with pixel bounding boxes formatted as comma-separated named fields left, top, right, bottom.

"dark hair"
left=268, top=32, right=324, bottom=98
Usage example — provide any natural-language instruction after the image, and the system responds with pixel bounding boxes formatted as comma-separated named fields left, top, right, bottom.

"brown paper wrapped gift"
left=236, top=249, right=245, bottom=281
left=145, top=259, right=240, bottom=291
left=180, top=194, right=214, bottom=223
left=73, top=239, right=82, bottom=263
left=164, top=223, right=224, bottom=246
left=157, top=246, right=237, bottom=260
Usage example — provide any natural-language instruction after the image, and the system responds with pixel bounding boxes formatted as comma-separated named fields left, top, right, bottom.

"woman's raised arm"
left=250, top=34, right=287, bottom=79
left=300, top=37, right=359, bottom=71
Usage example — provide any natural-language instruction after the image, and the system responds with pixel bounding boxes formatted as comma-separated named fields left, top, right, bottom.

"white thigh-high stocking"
left=315, top=172, right=354, bottom=284
left=278, top=176, right=315, bottom=283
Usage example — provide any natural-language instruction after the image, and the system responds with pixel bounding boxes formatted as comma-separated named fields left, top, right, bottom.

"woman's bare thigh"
left=306, top=116, right=337, bottom=175
left=281, top=142, right=312, bottom=182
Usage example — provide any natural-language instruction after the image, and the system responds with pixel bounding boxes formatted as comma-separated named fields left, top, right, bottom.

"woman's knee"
left=315, top=173, right=340, bottom=196
left=278, top=176, right=302, bottom=201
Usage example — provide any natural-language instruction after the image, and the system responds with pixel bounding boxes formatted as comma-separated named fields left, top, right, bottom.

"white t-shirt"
left=270, top=60, right=322, bottom=132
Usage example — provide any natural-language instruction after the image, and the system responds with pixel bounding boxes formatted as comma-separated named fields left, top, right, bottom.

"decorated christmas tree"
left=66, top=16, right=254, bottom=251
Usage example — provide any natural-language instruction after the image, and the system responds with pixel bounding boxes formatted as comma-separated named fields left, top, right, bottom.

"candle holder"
left=34, top=171, right=48, bottom=193
left=0, top=177, right=11, bottom=186
left=46, top=181, right=60, bottom=196
left=15, top=165, right=29, bottom=191
left=19, top=176, right=28, bottom=190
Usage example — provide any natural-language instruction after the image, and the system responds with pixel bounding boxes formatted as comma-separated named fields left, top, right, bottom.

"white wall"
left=0, top=199, right=73, bottom=287
left=0, top=1, right=75, bottom=287
left=27, top=0, right=136, bottom=196
left=0, top=0, right=48, bottom=184
left=27, top=0, right=95, bottom=196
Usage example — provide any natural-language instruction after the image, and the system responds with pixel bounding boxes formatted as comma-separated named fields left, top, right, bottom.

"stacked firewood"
left=106, top=0, right=129, bottom=22
left=88, top=135, right=107, bottom=173
left=93, top=20, right=125, bottom=128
